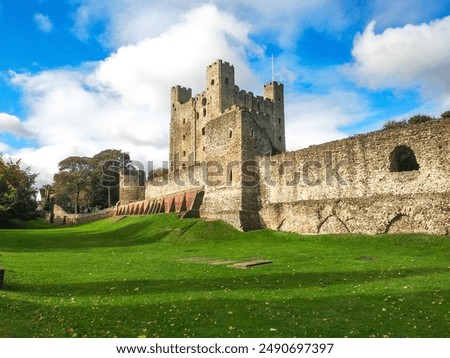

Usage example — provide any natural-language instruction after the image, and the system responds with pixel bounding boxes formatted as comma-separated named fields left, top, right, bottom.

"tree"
left=0, top=154, right=38, bottom=221
left=52, top=150, right=129, bottom=212
left=53, top=156, right=91, bottom=214
left=90, top=149, right=128, bottom=208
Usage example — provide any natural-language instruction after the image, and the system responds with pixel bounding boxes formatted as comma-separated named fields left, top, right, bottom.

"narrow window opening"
left=182, top=151, right=186, bottom=157
left=225, top=78, right=229, bottom=85
left=182, top=118, right=186, bottom=124
left=182, top=134, right=186, bottom=141
left=203, top=108, right=206, bottom=117
left=210, top=79, right=215, bottom=86
left=202, top=98, right=207, bottom=106
left=229, top=170, right=233, bottom=182
left=201, top=127, right=205, bottom=136
left=251, top=130, right=254, bottom=138
left=229, top=130, right=233, bottom=138
left=278, top=136, right=282, bottom=142
left=278, top=118, right=281, bottom=125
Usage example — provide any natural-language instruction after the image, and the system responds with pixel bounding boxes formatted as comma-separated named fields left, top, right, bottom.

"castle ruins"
left=117, top=60, right=450, bottom=235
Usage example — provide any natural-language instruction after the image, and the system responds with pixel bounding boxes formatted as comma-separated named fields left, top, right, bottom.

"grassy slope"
left=0, top=215, right=448, bottom=338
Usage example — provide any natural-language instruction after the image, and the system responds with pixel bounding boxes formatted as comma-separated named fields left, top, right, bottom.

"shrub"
left=408, top=114, right=434, bottom=124
left=441, top=110, right=450, bottom=119
left=382, top=119, right=407, bottom=130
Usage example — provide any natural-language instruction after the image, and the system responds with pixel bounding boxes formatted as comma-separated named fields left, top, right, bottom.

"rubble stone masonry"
left=119, top=60, right=450, bottom=235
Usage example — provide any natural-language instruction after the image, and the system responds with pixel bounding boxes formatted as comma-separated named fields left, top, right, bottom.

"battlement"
left=169, top=60, right=286, bottom=170
left=120, top=60, right=450, bottom=236
left=207, top=59, right=234, bottom=69
left=171, top=85, right=192, bottom=105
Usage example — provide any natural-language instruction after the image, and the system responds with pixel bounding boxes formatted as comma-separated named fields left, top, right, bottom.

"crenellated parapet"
left=169, top=60, right=285, bottom=171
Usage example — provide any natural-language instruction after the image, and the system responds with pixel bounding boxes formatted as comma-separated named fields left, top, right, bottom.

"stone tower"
left=117, top=60, right=450, bottom=236
left=169, top=60, right=286, bottom=171
left=165, top=60, right=286, bottom=229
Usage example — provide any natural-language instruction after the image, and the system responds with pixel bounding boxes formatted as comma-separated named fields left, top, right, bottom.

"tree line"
left=49, top=149, right=130, bottom=214
left=0, top=155, right=37, bottom=223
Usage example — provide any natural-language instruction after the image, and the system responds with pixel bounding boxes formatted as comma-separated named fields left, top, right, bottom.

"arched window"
left=389, top=145, right=419, bottom=172
left=202, top=98, right=207, bottom=106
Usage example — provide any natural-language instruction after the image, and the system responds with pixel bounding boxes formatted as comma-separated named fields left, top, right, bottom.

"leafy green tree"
left=53, top=156, right=91, bottom=214
left=52, top=150, right=129, bottom=212
left=90, top=149, right=127, bottom=208
left=0, top=154, right=38, bottom=221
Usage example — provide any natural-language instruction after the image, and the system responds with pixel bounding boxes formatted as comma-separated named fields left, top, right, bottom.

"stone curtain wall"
left=118, top=60, right=449, bottom=235
left=259, top=119, right=450, bottom=234
left=145, top=165, right=205, bottom=200
left=49, top=205, right=115, bottom=225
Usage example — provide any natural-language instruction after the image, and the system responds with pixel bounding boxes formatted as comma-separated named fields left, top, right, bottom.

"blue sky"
left=1, top=0, right=450, bottom=185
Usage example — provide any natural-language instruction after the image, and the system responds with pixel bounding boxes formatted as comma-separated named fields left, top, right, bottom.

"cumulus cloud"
left=34, top=13, right=54, bottom=33
left=0, top=113, right=31, bottom=137
left=71, top=0, right=349, bottom=48
left=349, top=16, right=450, bottom=99
left=7, top=4, right=261, bottom=186
left=285, top=91, right=370, bottom=151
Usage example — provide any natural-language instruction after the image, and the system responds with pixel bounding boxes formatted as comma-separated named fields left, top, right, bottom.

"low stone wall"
left=48, top=205, right=115, bottom=225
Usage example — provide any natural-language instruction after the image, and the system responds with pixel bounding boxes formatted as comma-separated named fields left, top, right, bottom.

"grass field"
left=0, top=214, right=448, bottom=338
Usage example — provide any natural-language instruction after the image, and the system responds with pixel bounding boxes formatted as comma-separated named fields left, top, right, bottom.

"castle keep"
left=118, top=60, right=450, bottom=235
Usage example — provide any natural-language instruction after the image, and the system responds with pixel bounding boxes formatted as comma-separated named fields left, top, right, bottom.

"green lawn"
left=0, top=214, right=448, bottom=338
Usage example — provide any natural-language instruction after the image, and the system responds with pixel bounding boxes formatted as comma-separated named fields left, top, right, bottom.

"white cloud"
left=349, top=16, right=450, bottom=99
left=0, top=142, right=11, bottom=153
left=71, top=0, right=350, bottom=48
left=0, top=113, right=31, bottom=137
left=34, top=13, right=54, bottom=33
left=285, top=91, right=370, bottom=151
left=7, top=4, right=261, bottom=186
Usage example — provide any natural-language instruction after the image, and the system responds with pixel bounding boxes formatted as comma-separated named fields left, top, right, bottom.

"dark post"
left=0, top=268, right=5, bottom=290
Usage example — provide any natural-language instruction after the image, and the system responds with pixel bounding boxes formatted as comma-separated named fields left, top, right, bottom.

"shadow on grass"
left=0, top=221, right=175, bottom=253
left=8, top=267, right=447, bottom=297
left=0, top=288, right=448, bottom=338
